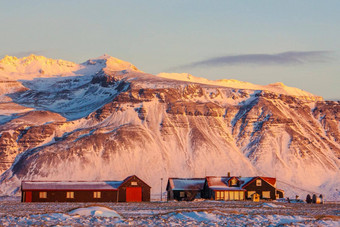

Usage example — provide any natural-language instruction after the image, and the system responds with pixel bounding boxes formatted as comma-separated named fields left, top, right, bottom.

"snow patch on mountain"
left=0, top=54, right=140, bottom=81
left=0, top=55, right=78, bottom=80
left=157, top=73, right=322, bottom=101
left=85, top=54, right=141, bottom=73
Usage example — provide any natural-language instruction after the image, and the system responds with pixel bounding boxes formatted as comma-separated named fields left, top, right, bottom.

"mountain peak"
left=0, top=54, right=141, bottom=81
left=96, top=54, right=112, bottom=59
left=0, top=55, right=78, bottom=80
left=22, top=54, right=48, bottom=62
left=0, top=55, right=19, bottom=65
left=268, top=82, right=286, bottom=87
left=0, top=54, right=74, bottom=66
left=84, top=55, right=140, bottom=72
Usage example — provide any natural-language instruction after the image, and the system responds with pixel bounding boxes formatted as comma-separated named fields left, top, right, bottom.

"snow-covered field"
left=0, top=198, right=338, bottom=226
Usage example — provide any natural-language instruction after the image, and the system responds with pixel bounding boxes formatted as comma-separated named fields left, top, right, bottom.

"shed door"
left=25, top=191, right=32, bottom=202
left=126, top=187, right=142, bottom=202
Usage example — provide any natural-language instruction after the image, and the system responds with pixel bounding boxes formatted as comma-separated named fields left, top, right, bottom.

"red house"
left=21, top=175, right=150, bottom=202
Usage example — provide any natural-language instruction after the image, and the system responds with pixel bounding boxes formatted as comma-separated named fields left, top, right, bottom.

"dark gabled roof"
left=241, top=176, right=277, bottom=189
left=121, top=175, right=151, bottom=188
left=239, top=177, right=254, bottom=187
left=167, top=178, right=205, bottom=191
left=21, top=181, right=123, bottom=191
left=227, top=176, right=240, bottom=184
left=206, top=176, right=249, bottom=191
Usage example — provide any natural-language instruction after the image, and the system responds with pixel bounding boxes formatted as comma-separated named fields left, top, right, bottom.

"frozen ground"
left=0, top=199, right=339, bottom=226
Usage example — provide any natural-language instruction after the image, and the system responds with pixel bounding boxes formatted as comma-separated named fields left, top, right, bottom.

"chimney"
left=227, top=172, right=230, bottom=177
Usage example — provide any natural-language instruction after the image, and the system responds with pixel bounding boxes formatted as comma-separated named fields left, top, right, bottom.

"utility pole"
left=160, top=178, right=163, bottom=201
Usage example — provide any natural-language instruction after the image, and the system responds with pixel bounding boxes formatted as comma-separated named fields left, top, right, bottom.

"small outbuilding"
left=276, top=189, right=284, bottom=199
left=166, top=178, right=205, bottom=201
left=21, top=175, right=150, bottom=203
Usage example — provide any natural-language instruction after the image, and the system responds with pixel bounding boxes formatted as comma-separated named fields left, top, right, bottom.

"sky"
left=0, top=0, right=339, bottom=100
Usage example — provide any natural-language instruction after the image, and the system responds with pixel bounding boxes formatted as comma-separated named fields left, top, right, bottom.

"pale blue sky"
left=0, top=0, right=339, bottom=99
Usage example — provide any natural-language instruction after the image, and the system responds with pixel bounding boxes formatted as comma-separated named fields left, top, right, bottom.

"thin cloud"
left=174, top=51, right=333, bottom=70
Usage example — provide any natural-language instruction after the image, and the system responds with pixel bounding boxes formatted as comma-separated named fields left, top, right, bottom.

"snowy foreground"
left=0, top=199, right=339, bottom=226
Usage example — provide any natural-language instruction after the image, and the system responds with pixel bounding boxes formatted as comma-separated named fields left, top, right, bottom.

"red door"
left=126, top=187, right=142, bottom=202
left=25, top=191, right=32, bottom=202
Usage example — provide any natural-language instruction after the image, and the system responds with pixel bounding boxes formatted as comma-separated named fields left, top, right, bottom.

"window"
left=256, top=179, right=262, bottom=186
left=240, top=191, right=244, bottom=200
left=39, top=191, right=47, bottom=199
left=179, top=191, right=185, bottom=197
left=216, top=191, right=232, bottom=200
left=93, top=191, right=101, bottom=198
left=66, top=191, right=74, bottom=199
left=224, top=191, right=229, bottom=200
left=229, top=191, right=234, bottom=200
left=131, top=181, right=138, bottom=186
left=231, top=178, right=237, bottom=186
left=248, top=191, right=256, bottom=198
left=216, top=191, right=220, bottom=200
left=262, top=191, right=271, bottom=199
left=234, top=191, right=239, bottom=200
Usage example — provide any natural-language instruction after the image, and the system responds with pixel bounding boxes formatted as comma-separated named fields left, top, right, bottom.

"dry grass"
left=314, top=215, right=340, bottom=221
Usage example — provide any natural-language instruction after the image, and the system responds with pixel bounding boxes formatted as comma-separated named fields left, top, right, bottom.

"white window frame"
left=66, top=191, right=74, bottom=199
left=39, top=191, right=47, bottom=199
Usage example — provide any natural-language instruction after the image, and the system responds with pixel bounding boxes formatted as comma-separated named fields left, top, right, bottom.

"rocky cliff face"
left=0, top=55, right=339, bottom=199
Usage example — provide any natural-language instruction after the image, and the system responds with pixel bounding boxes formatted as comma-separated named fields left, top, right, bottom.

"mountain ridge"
left=0, top=55, right=338, bottom=200
left=0, top=54, right=321, bottom=100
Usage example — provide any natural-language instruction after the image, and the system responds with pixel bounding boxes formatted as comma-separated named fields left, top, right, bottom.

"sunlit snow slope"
left=0, top=55, right=339, bottom=200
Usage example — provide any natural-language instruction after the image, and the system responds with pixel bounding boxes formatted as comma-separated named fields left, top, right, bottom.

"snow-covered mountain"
left=0, top=55, right=339, bottom=200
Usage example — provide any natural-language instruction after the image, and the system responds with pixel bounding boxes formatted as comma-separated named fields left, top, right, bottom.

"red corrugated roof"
left=21, top=175, right=151, bottom=191
left=21, top=181, right=122, bottom=191
left=261, top=177, right=276, bottom=187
